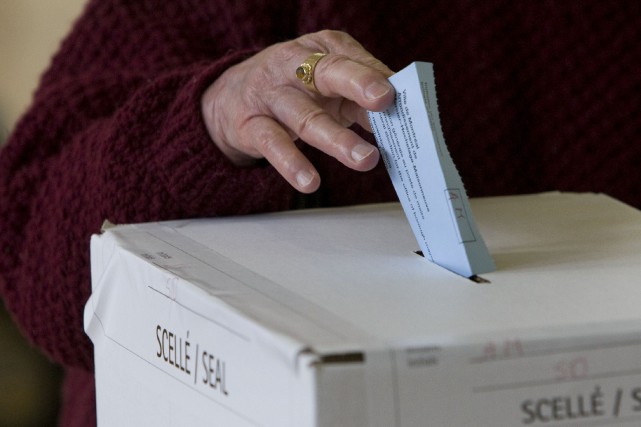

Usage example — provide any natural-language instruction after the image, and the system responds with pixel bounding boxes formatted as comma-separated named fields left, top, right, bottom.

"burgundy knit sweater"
left=1, top=1, right=639, bottom=425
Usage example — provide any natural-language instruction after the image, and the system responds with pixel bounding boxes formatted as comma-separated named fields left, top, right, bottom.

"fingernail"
left=296, top=170, right=314, bottom=188
left=365, top=81, right=392, bottom=100
left=351, top=143, right=376, bottom=162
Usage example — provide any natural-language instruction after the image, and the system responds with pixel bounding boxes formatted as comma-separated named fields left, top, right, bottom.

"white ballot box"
left=85, top=192, right=641, bottom=427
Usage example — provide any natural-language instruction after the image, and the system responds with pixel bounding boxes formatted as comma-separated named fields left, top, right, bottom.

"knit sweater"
left=1, top=1, right=639, bottom=425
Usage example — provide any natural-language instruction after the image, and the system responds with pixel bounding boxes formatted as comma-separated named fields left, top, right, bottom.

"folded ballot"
left=368, top=62, right=495, bottom=277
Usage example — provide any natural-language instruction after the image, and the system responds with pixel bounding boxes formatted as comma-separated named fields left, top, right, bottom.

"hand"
left=201, top=30, right=395, bottom=193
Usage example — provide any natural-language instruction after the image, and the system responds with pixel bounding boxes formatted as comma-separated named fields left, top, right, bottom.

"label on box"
left=368, top=62, right=494, bottom=277
left=366, top=328, right=641, bottom=426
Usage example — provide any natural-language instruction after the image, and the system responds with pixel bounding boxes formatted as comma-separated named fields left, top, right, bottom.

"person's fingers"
left=335, top=98, right=375, bottom=132
left=238, top=115, right=321, bottom=193
left=299, top=30, right=394, bottom=77
left=264, top=30, right=394, bottom=111
left=309, top=54, right=395, bottom=112
left=201, top=30, right=394, bottom=191
left=291, top=30, right=395, bottom=111
left=266, top=87, right=380, bottom=171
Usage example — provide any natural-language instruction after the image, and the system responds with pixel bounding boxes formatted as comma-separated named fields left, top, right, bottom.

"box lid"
left=88, top=192, right=641, bottom=362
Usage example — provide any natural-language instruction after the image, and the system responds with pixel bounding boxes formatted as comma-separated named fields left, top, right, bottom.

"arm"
left=0, top=0, right=298, bottom=368
left=0, top=0, right=397, bottom=370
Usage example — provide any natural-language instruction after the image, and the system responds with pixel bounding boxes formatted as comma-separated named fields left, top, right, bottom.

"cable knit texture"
left=0, top=1, right=639, bottom=425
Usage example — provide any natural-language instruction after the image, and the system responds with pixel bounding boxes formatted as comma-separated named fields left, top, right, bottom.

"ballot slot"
left=413, top=249, right=491, bottom=283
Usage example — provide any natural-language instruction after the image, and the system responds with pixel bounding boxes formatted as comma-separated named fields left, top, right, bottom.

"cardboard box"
left=85, top=192, right=641, bottom=426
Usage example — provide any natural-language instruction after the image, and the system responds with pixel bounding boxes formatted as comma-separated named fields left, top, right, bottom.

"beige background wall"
left=0, top=2, right=86, bottom=425
left=0, top=0, right=86, bottom=142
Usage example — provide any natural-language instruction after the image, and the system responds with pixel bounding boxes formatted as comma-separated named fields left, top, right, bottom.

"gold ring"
left=295, top=53, right=327, bottom=93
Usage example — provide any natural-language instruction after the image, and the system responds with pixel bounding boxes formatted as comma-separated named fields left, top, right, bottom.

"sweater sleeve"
left=0, top=0, right=298, bottom=368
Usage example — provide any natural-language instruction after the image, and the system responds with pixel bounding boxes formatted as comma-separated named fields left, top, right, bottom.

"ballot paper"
left=368, top=62, right=495, bottom=277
